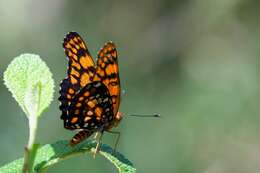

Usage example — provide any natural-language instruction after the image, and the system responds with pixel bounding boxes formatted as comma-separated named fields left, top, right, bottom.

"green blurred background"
left=1, top=0, right=260, bottom=172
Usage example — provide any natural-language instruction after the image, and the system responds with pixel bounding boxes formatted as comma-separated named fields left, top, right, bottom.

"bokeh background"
left=1, top=0, right=260, bottom=172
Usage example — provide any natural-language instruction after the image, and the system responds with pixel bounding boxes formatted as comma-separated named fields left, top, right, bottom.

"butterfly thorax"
left=105, top=112, right=123, bottom=131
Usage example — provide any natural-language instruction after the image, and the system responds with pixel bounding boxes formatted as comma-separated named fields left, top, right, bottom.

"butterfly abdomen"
left=69, top=130, right=93, bottom=146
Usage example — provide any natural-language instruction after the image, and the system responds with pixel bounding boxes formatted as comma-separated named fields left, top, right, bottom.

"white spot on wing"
left=95, top=82, right=101, bottom=87
left=87, top=111, right=93, bottom=116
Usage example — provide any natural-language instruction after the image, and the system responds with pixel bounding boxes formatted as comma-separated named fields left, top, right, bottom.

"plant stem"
left=28, top=115, right=38, bottom=150
left=23, top=114, right=38, bottom=173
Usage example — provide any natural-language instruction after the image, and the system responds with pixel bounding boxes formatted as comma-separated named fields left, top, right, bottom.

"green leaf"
left=0, top=140, right=136, bottom=173
left=3, top=54, right=54, bottom=117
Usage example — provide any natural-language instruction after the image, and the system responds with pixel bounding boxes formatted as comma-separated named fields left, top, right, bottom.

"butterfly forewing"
left=94, top=42, right=121, bottom=115
left=59, top=32, right=96, bottom=120
left=63, top=31, right=96, bottom=89
left=64, top=81, right=114, bottom=130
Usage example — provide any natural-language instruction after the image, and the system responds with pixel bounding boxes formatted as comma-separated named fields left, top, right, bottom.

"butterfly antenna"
left=127, top=113, right=160, bottom=118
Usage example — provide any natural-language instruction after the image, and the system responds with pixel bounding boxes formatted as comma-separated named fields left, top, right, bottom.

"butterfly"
left=58, top=32, right=122, bottom=152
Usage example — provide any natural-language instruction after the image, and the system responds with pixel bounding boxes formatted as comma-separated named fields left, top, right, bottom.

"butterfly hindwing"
left=94, top=42, right=120, bottom=115
left=63, top=81, right=114, bottom=130
left=59, top=78, right=75, bottom=120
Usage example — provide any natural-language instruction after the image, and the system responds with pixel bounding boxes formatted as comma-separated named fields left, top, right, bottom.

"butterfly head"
left=114, top=111, right=123, bottom=127
left=105, top=111, right=122, bottom=130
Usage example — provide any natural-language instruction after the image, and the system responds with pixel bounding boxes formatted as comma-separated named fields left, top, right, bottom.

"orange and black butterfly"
left=58, top=32, right=122, bottom=151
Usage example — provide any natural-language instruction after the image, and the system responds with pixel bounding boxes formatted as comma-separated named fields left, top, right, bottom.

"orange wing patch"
left=93, top=42, right=120, bottom=115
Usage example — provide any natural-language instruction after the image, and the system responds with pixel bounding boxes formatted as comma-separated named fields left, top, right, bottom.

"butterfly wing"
left=59, top=32, right=96, bottom=120
left=63, top=31, right=96, bottom=89
left=63, top=81, right=114, bottom=130
left=93, top=42, right=120, bottom=115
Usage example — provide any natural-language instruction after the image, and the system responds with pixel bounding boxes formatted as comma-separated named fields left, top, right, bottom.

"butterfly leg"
left=93, top=131, right=99, bottom=140
left=106, top=130, right=121, bottom=154
left=93, top=131, right=104, bottom=158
